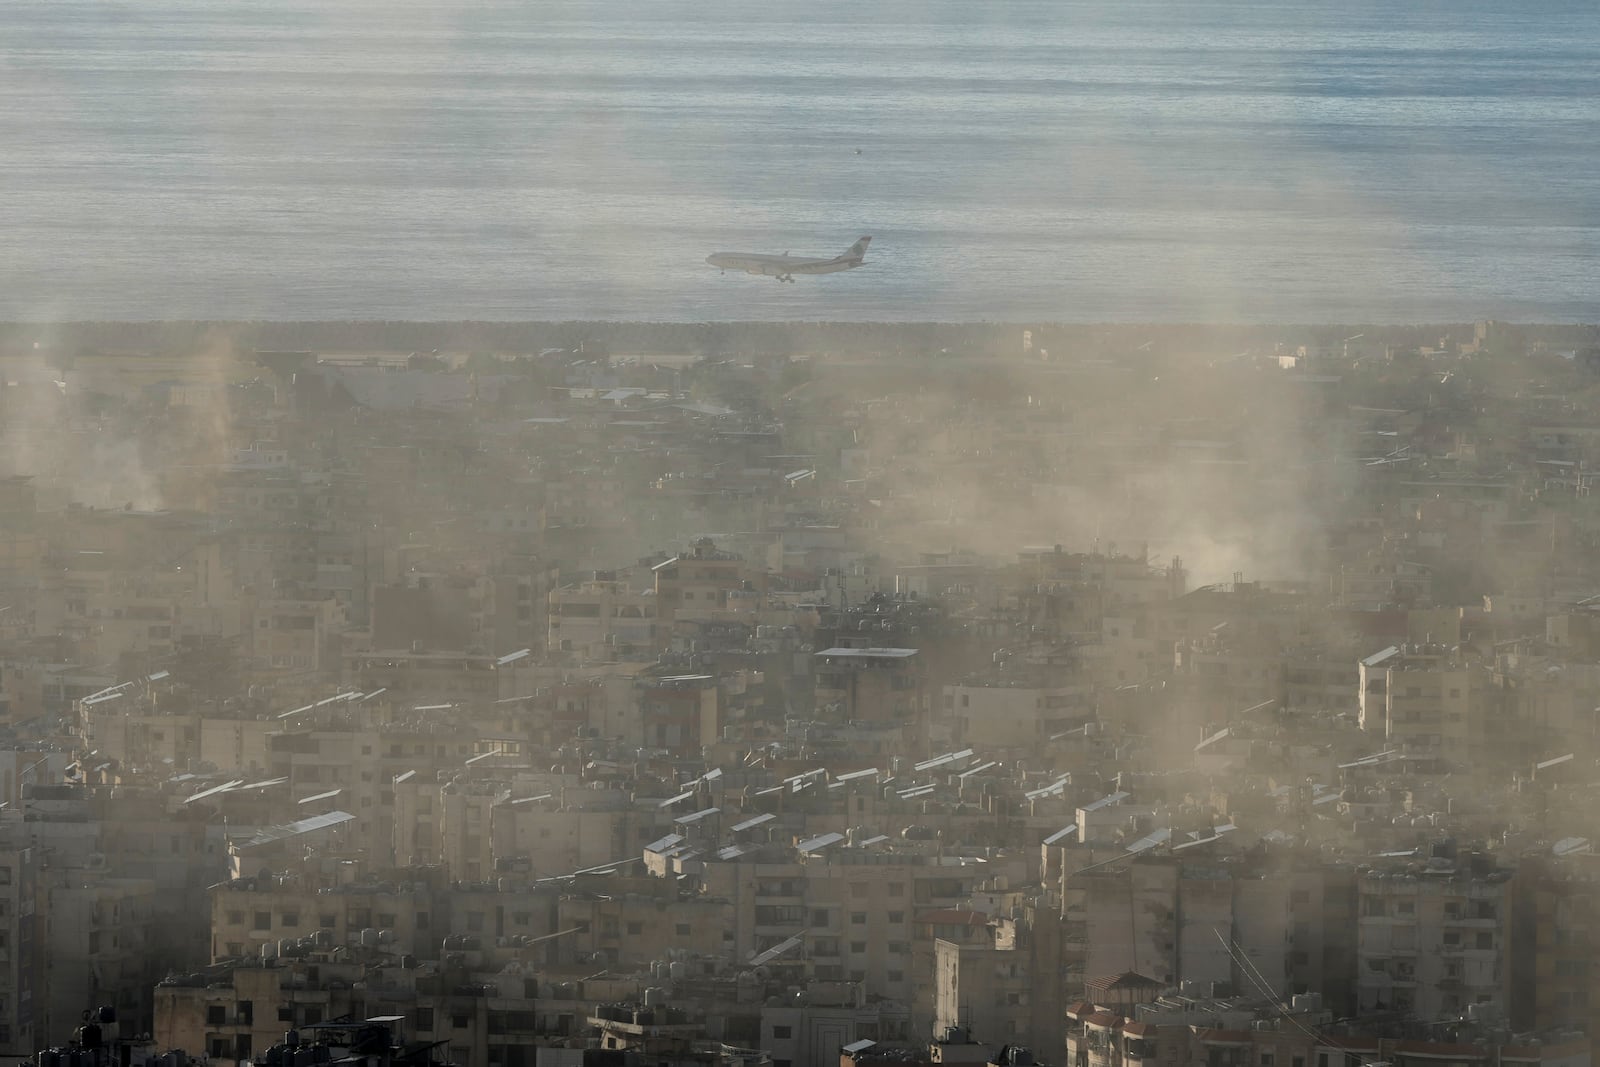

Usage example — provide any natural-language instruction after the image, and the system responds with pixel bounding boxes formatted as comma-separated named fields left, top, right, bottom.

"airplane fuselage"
left=706, top=237, right=871, bottom=282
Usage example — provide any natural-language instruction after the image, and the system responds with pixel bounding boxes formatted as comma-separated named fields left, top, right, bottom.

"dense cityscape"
left=0, top=321, right=1596, bottom=1067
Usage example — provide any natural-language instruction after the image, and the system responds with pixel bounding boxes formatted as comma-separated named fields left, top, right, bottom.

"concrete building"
left=1356, top=851, right=1512, bottom=1020
left=1358, top=645, right=1503, bottom=763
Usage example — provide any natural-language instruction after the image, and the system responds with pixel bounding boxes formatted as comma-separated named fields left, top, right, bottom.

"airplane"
left=706, top=236, right=871, bottom=282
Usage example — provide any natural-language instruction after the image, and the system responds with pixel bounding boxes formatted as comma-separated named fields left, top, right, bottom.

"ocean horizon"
left=3, top=0, right=1597, bottom=324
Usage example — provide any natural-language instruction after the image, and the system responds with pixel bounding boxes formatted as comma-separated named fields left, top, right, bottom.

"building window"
left=772, top=1027, right=793, bottom=1040
left=850, top=913, right=867, bottom=925
left=416, top=1008, right=435, bottom=1031
left=281, top=912, right=299, bottom=928
left=888, top=970, right=904, bottom=983
left=888, top=911, right=905, bottom=924
left=207, top=1006, right=227, bottom=1026
left=627, top=922, right=644, bottom=935
left=676, top=923, right=691, bottom=936
left=452, top=1013, right=470, bottom=1030
left=851, top=941, right=867, bottom=954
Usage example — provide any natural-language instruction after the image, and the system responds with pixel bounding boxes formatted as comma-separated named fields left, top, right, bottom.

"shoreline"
left=3, top=320, right=1596, bottom=358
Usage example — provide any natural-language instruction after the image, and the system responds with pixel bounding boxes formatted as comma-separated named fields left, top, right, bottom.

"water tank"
left=1291, top=992, right=1322, bottom=1013
left=279, top=938, right=296, bottom=958
left=643, top=987, right=666, bottom=1007
left=378, top=930, right=394, bottom=945
left=669, top=961, right=687, bottom=980
left=262, top=942, right=278, bottom=960
left=360, top=928, right=379, bottom=948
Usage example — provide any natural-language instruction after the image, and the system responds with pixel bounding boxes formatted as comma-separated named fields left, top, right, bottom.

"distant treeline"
left=1, top=320, right=1596, bottom=360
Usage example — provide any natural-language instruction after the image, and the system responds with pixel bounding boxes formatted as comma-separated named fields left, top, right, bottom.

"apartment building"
left=1065, top=996, right=1591, bottom=1067
left=932, top=909, right=1063, bottom=1053
left=696, top=847, right=1018, bottom=1009
left=1358, top=644, right=1508, bottom=763
left=1356, top=852, right=1512, bottom=1019
left=941, top=682, right=1090, bottom=750
left=547, top=578, right=660, bottom=660
left=0, top=819, right=38, bottom=1058
left=155, top=955, right=365, bottom=1061
left=1511, top=854, right=1600, bottom=1032
left=211, top=867, right=443, bottom=964
left=1062, top=853, right=1358, bottom=1016
left=813, top=648, right=927, bottom=726
left=39, top=873, right=158, bottom=1045
left=653, top=540, right=752, bottom=628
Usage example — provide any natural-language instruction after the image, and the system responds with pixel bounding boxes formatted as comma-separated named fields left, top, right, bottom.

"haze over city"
left=2, top=6, right=1600, bottom=1067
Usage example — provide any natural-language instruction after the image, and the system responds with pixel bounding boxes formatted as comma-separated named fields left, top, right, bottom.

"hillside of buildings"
left=0, top=322, right=1599, bottom=1067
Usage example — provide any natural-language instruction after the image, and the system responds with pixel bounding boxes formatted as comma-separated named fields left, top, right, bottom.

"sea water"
left=2, top=0, right=1596, bottom=322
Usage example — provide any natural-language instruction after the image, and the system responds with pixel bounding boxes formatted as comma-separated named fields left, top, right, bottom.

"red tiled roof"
left=1087, top=972, right=1164, bottom=991
left=1119, top=1023, right=1155, bottom=1037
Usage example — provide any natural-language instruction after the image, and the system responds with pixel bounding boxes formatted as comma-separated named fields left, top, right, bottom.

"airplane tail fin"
left=841, top=236, right=871, bottom=263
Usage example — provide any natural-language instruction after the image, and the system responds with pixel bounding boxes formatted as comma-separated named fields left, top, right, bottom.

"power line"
left=1208, top=928, right=1382, bottom=1067
left=1209, top=927, right=1325, bottom=1048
